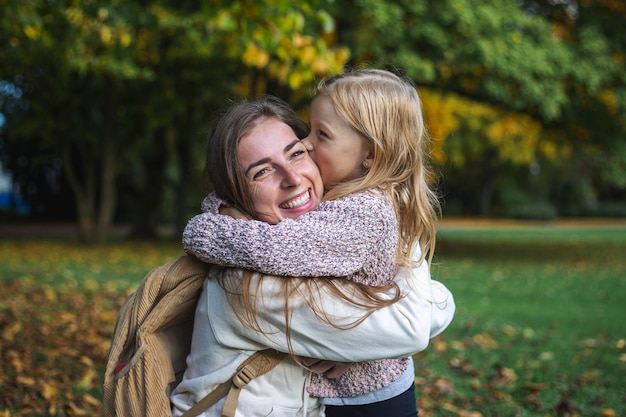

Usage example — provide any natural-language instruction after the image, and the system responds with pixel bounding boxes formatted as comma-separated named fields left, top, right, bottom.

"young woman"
left=183, top=70, right=449, bottom=417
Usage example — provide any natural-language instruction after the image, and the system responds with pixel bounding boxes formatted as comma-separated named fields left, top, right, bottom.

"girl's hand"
left=299, top=357, right=352, bottom=378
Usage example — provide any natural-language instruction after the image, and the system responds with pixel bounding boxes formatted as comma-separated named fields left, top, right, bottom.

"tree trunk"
left=62, top=145, right=98, bottom=243
left=174, top=109, right=195, bottom=239
left=94, top=138, right=117, bottom=244
left=128, top=130, right=168, bottom=239
left=479, top=178, right=494, bottom=217
left=175, top=143, right=192, bottom=237
left=62, top=77, right=120, bottom=245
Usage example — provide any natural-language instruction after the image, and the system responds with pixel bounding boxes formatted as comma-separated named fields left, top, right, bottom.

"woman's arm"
left=183, top=192, right=397, bottom=278
left=207, top=260, right=455, bottom=362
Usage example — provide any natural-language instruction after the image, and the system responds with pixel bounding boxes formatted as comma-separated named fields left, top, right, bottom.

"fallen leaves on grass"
left=0, top=277, right=128, bottom=416
left=1, top=276, right=623, bottom=416
left=413, top=324, right=624, bottom=416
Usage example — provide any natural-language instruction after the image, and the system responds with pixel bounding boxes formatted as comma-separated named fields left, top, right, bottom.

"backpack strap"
left=180, top=349, right=286, bottom=417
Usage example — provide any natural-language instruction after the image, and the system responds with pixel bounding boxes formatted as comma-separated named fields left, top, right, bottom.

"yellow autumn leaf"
left=300, top=44, right=317, bottom=65
left=311, top=56, right=329, bottom=74
left=431, top=337, right=448, bottom=353
left=43, top=286, right=57, bottom=301
left=100, top=26, right=112, bottom=45
left=242, top=44, right=269, bottom=68
left=2, top=321, right=22, bottom=342
left=442, top=402, right=483, bottom=417
left=502, top=324, right=516, bottom=336
left=66, top=401, right=89, bottom=416
left=599, top=89, right=619, bottom=113
left=292, top=33, right=308, bottom=48
left=539, top=351, right=554, bottom=360
left=9, top=350, right=25, bottom=373
left=450, top=340, right=466, bottom=350
left=80, top=355, right=95, bottom=367
left=288, top=72, right=305, bottom=90
left=473, top=332, right=498, bottom=349
left=98, top=7, right=108, bottom=21
left=40, top=382, right=59, bottom=401
left=119, top=31, right=132, bottom=47
left=83, top=393, right=102, bottom=407
left=17, top=375, right=36, bottom=387
left=23, top=25, right=39, bottom=40
left=76, top=367, right=97, bottom=389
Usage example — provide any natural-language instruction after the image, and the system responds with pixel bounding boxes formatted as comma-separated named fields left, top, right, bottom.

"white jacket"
left=171, top=258, right=455, bottom=417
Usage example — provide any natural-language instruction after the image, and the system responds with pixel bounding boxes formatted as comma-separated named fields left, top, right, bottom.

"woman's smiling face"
left=238, top=117, right=324, bottom=224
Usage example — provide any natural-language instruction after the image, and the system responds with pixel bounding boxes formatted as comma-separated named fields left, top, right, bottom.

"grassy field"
left=0, top=221, right=625, bottom=416
left=417, top=223, right=626, bottom=416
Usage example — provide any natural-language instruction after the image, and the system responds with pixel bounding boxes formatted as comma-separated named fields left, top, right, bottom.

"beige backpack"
left=103, top=255, right=285, bottom=417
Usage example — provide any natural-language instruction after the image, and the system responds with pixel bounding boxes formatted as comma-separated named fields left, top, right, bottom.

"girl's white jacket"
left=171, top=257, right=455, bottom=417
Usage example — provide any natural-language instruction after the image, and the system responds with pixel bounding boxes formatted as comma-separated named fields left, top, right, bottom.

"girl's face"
left=304, top=95, right=373, bottom=188
left=238, top=117, right=324, bottom=224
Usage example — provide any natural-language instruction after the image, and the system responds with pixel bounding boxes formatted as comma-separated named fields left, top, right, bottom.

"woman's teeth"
left=280, top=191, right=310, bottom=209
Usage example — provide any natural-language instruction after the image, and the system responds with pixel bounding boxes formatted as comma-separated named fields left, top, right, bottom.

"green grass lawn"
left=414, top=223, right=626, bottom=416
left=0, top=223, right=625, bottom=416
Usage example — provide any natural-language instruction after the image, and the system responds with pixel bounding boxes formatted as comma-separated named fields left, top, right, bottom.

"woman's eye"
left=252, top=168, right=269, bottom=179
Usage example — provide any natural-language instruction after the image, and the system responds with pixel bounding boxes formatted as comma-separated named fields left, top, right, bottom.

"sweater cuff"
left=200, top=192, right=225, bottom=214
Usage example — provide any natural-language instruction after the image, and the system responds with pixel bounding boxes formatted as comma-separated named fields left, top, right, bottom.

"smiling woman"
left=202, top=95, right=322, bottom=225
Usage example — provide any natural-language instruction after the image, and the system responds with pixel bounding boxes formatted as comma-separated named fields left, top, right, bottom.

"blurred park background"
left=1, top=0, right=625, bottom=243
left=1, top=1, right=626, bottom=416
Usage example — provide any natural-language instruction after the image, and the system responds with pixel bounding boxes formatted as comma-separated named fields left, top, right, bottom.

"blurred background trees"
left=1, top=0, right=624, bottom=243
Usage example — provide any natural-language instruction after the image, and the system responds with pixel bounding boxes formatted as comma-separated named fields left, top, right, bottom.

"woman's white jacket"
left=171, top=257, right=455, bottom=417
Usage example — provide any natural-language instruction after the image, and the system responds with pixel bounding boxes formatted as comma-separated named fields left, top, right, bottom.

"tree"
left=328, top=0, right=626, bottom=216
left=3, top=0, right=623, bottom=231
left=0, top=0, right=348, bottom=242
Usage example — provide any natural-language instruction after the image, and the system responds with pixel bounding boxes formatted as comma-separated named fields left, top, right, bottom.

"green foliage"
left=335, top=0, right=572, bottom=119
left=330, top=0, right=626, bottom=215
left=0, top=0, right=348, bottom=242
left=1, top=0, right=625, bottom=239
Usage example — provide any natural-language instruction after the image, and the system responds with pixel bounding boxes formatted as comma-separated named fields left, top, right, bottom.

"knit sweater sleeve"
left=199, top=192, right=223, bottom=214
left=182, top=192, right=397, bottom=278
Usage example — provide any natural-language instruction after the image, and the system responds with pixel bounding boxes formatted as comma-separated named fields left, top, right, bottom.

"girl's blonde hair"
left=316, top=69, right=440, bottom=266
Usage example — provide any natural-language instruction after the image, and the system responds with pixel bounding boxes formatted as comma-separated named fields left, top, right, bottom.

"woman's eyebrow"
left=245, top=140, right=301, bottom=175
left=245, top=158, right=270, bottom=176
left=284, top=140, right=301, bottom=152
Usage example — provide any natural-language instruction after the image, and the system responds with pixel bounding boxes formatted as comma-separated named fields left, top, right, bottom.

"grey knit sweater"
left=183, top=191, right=410, bottom=398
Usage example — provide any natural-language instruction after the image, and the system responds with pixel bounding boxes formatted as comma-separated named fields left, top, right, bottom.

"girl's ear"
left=363, top=150, right=374, bottom=170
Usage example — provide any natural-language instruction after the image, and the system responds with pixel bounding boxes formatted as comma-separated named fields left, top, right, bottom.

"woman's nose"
left=281, top=167, right=302, bottom=187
